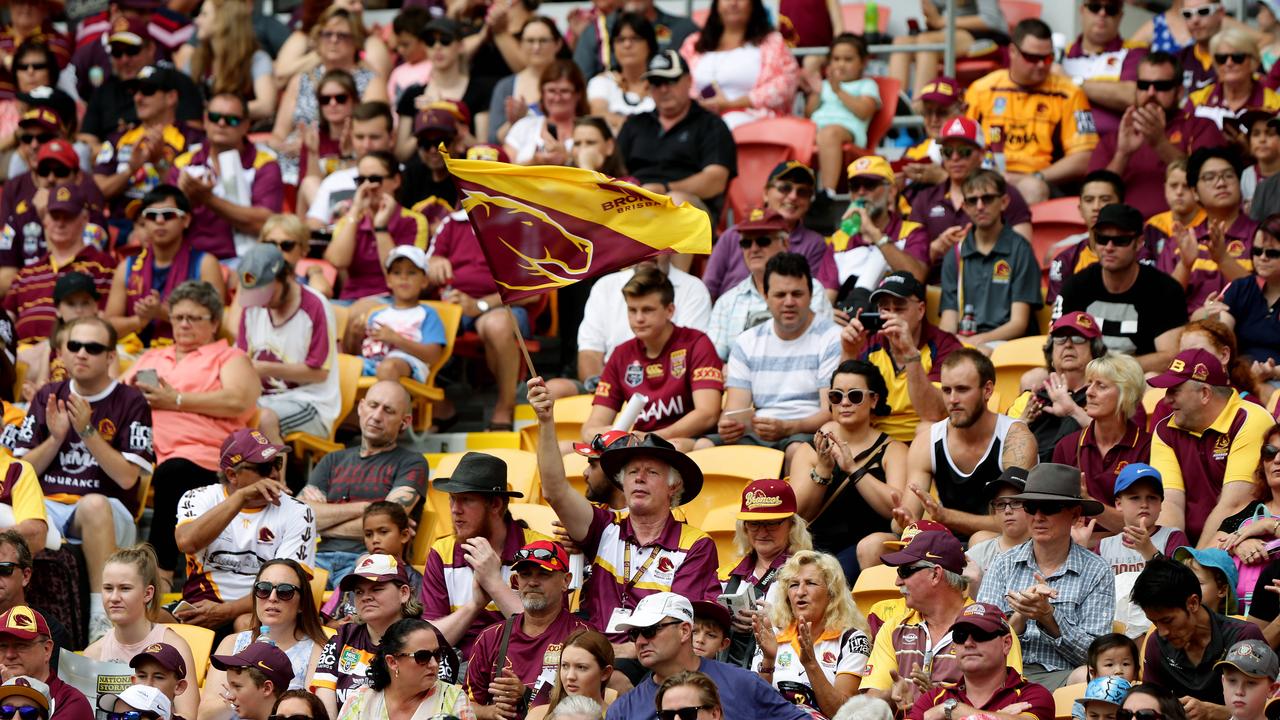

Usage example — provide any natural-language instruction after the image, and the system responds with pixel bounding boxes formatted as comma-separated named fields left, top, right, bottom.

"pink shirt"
left=123, top=340, right=255, bottom=470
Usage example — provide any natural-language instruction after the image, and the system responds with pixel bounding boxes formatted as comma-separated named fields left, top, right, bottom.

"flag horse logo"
left=459, top=189, right=595, bottom=293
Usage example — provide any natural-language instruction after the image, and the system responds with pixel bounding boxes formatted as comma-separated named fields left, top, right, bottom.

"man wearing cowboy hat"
left=976, top=463, right=1115, bottom=690
left=529, top=377, right=720, bottom=680
left=420, top=452, right=552, bottom=655
left=1147, top=349, right=1274, bottom=545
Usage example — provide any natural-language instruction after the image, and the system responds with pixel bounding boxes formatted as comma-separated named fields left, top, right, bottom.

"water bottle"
left=259, top=625, right=276, bottom=646
left=841, top=199, right=866, bottom=239
left=865, top=1, right=879, bottom=34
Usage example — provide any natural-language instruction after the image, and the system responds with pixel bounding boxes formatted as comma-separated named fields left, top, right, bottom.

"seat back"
left=725, top=118, right=819, bottom=224
left=309, top=567, right=328, bottom=609
left=561, top=451, right=590, bottom=498
left=699, top=503, right=740, bottom=567
left=422, top=301, right=463, bottom=390
left=990, top=335, right=1048, bottom=412
left=681, top=446, right=785, bottom=527
left=519, top=394, right=597, bottom=451
left=331, top=303, right=350, bottom=345
left=851, top=563, right=900, bottom=617
left=1030, top=198, right=1086, bottom=268
left=1053, top=683, right=1087, bottom=720
left=865, top=76, right=902, bottom=151
left=163, top=623, right=215, bottom=687
left=999, top=0, right=1043, bottom=30
left=510, top=503, right=559, bottom=536
left=333, top=353, right=364, bottom=434
left=731, top=117, right=818, bottom=166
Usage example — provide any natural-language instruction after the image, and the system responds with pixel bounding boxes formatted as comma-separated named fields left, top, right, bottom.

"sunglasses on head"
left=66, top=340, right=110, bottom=356
left=1214, top=52, right=1250, bottom=65
left=658, top=708, right=713, bottom=720
left=1263, top=444, right=1280, bottom=461
left=253, top=581, right=299, bottom=601
left=1023, top=501, right=1069, bottom=516
left=1015, top=46, right=1054, bottom=64
left=266, top=239, right=299, bottom=253
left=1116, top=711, right=1163, bottom=720
left=896, top=564, right=934, bottom=580
left=628, top=619, right=682, bottom=641
left=738, top=235, right=778, bottom=250
left=1136, top=79, right=1179, bottom=92
left=827, top=389, right=870, bottom=405
left=588, top=432, right=636, bottom=455
left=423, top=34, right=454, bottom=47
left=207, top=111, right=244, bottom=127
left=940, top=145, right=976, bottom=159
left=35, top=163, right=73, bottom=179
left=394, top=648, right=440, bottom=665
left=0, top=563, right=20, bottom=578
left=1252, top=246, right=1280, bottom=259
left=848, top=178, right=886, bottom=193
left=110, top=44, right=143, bottom=58
left=17, top=133, right=55, bottom=147
left=355, top=174, right=386, bottom=185
left=0, top=707, right=43, bottom=720
left=1094, top=232, right=1137, bottom=247
left=241, top=457, right=284, bottom=477
left=320, top=93, right=350, bottom=105
left=952, top=627, right=1004, bottom=644
left=15, top=63, right=50, bottom=73
left=108, top=712, right=158, bottom=720
left=141, top=208, right=186, bottom=222
left=1084, top=2, right=1122, bottom=14
left=963, top=192, right=1001, bottom=207
left=514, top=547, right=558, bottom=563
left=1181, top=3, right=1220, bottom=18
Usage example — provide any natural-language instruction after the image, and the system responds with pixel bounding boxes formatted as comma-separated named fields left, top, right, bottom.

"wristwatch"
left=80, top=422, right=97, bottom=438
left=476, top=299, right=492, bottom=314
left=943, top=698, right=959, bottom=720
left=876, top=235, right=893, bottom=247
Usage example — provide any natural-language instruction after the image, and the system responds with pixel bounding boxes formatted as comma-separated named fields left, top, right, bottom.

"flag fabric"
left=442, top=152, right=712, bottom=304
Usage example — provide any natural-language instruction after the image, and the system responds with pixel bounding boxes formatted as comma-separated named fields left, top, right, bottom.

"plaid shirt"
left=706, top=276, right=832, bottom=360
left=975, top=540, right=1114, bottom=671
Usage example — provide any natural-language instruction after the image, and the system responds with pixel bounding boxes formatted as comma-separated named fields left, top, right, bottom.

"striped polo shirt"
left=4, top=245, right=114, bottom=343
left=579, top=504, right=721, bottom=642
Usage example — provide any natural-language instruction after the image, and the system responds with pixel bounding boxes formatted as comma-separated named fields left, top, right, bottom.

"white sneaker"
left=88, top=614, right=112, bottom=644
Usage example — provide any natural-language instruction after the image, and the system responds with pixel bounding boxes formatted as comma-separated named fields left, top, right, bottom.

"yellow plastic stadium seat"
left=163, top=623, right=214, bottom=688
left=926, top=285, right=942, bottom=326
left=851, top=564, right=900, bottom=617
left=519, top=394, right=596, bottom=451
left=510, top=503, right=559, bottom=536
left=331, top=303, right=350, bottom=345
left=309, top=568, right=328, bottom=610
left=562, top=452, right=590, bottom=498
left=699, top=504, right=739, bottom=567
left=355, top=301, right=462, bottom=432
left=133, top=472, right=152, bottom=522
left=1054, top=683, right=1087, bottom=720
left=681, top=446, right=785, bottom=528
left=286, top=354, right=364, bottom=469
left=990, top=336, right=1048, bottom=413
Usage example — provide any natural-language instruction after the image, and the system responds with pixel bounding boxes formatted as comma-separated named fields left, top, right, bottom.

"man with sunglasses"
left=965, top=19, right=1098, bottom=205
left=604, top=592, right=809, bottom=720
left=702, top=162, right=837, bottom=302
left=0, top=672, right=54, bottom=720
left=168, top=93, right=283, bottom=261
left=171, top=429, right=317, bottom=632
left=906, top=603, right=1053, bottom=720
left=1060, top=0, right=1142, bottom=139
left=0, top=606, right=92, bottom=720
left=901, top=77, right=967, bottom=194
left=7, top=316, right=153, bottom=641
left=1176, top=0, right=1227, bottom=93
left=465, top=540, right=589, bottom=719
left=1056, top=203, right=1188, bottom=371
left=1044, top=170, right=1128, bottom=304
left=827, top=156, right=930, bottom=286
left=0, top=533, right=72, bottom=675
left=99, top=685, right=170, bottom=720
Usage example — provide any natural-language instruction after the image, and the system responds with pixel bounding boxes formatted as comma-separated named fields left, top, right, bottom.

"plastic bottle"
left=259, top=625, right=276, bottom=646
left=865, top=1, right=879, bottom=35
left=960, top=305, right=978, bottom=336
left=840, top=199, right=866, bottom=238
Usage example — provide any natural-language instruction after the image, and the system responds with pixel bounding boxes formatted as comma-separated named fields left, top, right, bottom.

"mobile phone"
left=699, top=84, right=718, bottom=99
left=136, top=369, right=159, bottom=387
left=547, top=123, right=558, bottom=140
left=858, top=311, right=885, bottom=333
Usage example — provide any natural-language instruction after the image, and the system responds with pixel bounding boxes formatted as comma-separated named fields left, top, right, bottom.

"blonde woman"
left=181, top=0, right=278, bottom=120
left=1186, top=28, right=1280, bottom=130
left=751, top=551, right=870, bottom=719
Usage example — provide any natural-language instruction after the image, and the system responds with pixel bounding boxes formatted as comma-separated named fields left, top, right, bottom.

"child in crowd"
left=211, top=643, right=295, bottom=720
left=129, top=643, right=189, bottom=710
left=357, top=246, right=445, bottom=382
left=806, top=33, right=881, bottom=196
left=322, top=502, right=425, bottom=625
left=101, top=684, right=173, bottom=720
left=691, top=601, right=732, bottom=660
left=1243, top=113, right=1280, bottom=210
left=1216, top=639, right=1279, bottom=720
left=1073, top=676, right=1131, bottom=720
left=1174, top=546, right=1240, bottom=615
left=18, top=272, right=103, bottom=403
left=1097, top=464, right=1191, bottom=637
left=1067, top=633, right=1140, bottom=686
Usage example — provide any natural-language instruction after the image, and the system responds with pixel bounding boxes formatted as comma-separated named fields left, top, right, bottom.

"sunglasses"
left=207, top=111, right=244, bottom=127
left=738, top=235, right=778, bottom=249
left=1015, top=46, right=1054, bottom=64
left=394, top=648, right=440, bottom=665
left=1094, top=233, right=1137, bottom=247
left=1051, top=334, right=1089, bottom=345
left=628, top=619, right=683, bottom=641
left=66, top=340, right=110, bottom=356
left=320, top=30, right=354, bottom=43
left=110, top=45, right=143, bottom=58
left=1023, top=501, right=1069, bottom=516
left=952, top=627, right=1005, bottom=644
left=1263, top=444, right=1280, bottom=461
left=319, top=93, right=350, bottom=105
left=108, top=713, right=158, bottom=720
left=990, top=499, right=1026, bottom=511
left=241, top=457, right=284, bottom=477
left=1252, top=246, right=1280, bottom=259
left=963, top=192, right=1001, bottom=207
left=35, top=163, right=73, bottom=179
left=17, top=133, right=55, bottom=146
left=1181, top=3, right=1219, bottom=18
left=1, top=707, right=43, bottom=720
left=848, top=178, right=886, bottom=193
left=514, top=547, right=558, bottom=563
left=896, top=564, right=934, bottom=580
left=253, top=581, right=299, bottom=601
left=940, top=145, right=976, bottom=159
left=1136, top=79, right=1179, bottom=92
left=15, top=63, right=50, bottom=73
left=658, top=708, right=713, bottom=720
left=827, top=389, right=870, bottom=405
left=132, top=85, right=160, bottom=97
left=355, top=174, right=386, bottom=185
left=266, top=239, right=299, bottom=253
left=772, top=180, right=811, bottom=197
left=0, top=563, right=20, bottom=578
left=423, top=34, right=454, bottom=47
left=1214, top=52, right=1250, bottom=65
left=648, top=77, right=677, bottom=88
left=1116, top=711, right=1164, bottom=720
left=1084, top=2, right=1122, bottom=14
left=142, top=208, right=187, bottom=222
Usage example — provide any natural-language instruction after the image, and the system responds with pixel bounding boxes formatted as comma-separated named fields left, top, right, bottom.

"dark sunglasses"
left=0, top=707, right=43, bottom=720
left=253, top=581, right=299, bottom=601
left=1252, top=246, right=1280, bottom=259
left=848, top=178, right=886, bottom=193
left=132, top=85, right=160, bottom=97
left=66, top=340, right=110, bottom=356
left=940, top=145, right=976, bottom=159
left=963, top=192, right=1001, bottom=207
left=241, top=457, right=284, bottom=476
left=1181, top=3, right=1218, bottom=17
left=1136, top=79, right=1179, bottom=92
left=14, top=63, right=50, bottom=73
left=35, top=163, right=73, bottom=179
left=1263, top=444, right=1280, bottom=461
left=1023, top=501, right=1069, bottom=516
left=17, top=133, right=55, bottom=147
left=1094, top=233, right=1138, bottom=247
left=267, top=240, right=299, bottom=253
left=207, top=111, right=244, bottom=127
left=659, top=708, right=713, bottom=720
left=1116, top=711, right=1163, bottom=720
left=1214, top=52, right=1249, bottom=65
left=1084, top=2, right=1122, bottom=14
left=395, top=648, right=440, bottom=665
left=319, top=93, right=350, bottom=105
left=827, top=389, right=870, bottom=405
left=514, top=547, right=558, bottom=563
left=628, top=619, right=683, bottom=641
left=355, top=174, right=386, bottom=185
left=423, top=34, right=454, bottom=47
left=738, top=235, right=778, bottom=250
left=772, top=180, right=811, bottom=197
left=896, top=564, right=934, bottom=580
left=110, top=44, right=143, bottom=58
left=0, top=563, right=20, bottom=578
left=648, top=77, right=678, bottom=88
left=1015, top=46, right=1054, bottom=64
left=952, top=627, right=1005, bottom=644
left=108, top=712, right=158, bottom=720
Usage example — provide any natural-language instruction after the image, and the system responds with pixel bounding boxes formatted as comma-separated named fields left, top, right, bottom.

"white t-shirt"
left=586, top=73, right=656, bottom=117
left=691, top=44, right=762, bottom=130
left=752, top=627, right=870, bottom=705
left=307, top=167, right=359, bottom=225
left=576, top=266, right=712, bottom=362
left=727, top=315, right=842, bottom=420
left=505, top=116, right=575, bottom=165
left=176, top=485, right=318, bottom=602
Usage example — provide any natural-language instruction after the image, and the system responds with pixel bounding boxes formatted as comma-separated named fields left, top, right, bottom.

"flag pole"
left=507, top=305, right=537, bottom=379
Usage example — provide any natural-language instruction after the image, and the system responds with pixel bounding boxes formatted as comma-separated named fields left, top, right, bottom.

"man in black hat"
left=975, top=463, right=1115, bottom=690
left=1055, top=203, right=1187, bottom=372
left=420, top=452, right=552, bottom=655
left=529, top=377, right=720, bottom=680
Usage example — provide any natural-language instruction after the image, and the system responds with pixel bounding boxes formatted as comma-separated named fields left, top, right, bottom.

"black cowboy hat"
left=599, top=434, right=703, bottom=505
left=432, top=452, right=524, bottom=498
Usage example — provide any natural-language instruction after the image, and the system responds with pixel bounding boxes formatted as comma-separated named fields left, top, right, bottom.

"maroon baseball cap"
left=210, top=643, right=294, bottom=690
left=130, top=642, right=187, bottom=679
left=18, top=107, right=60, bottom=135
left=219, top=429, right=287, bottom=472
left=736, top=208, right=789, bottom=235
left=918, top=77, right=963, bottom=105
left=414, top=108, right=457, bottom=138
left=692, top=600, right=733, bottom=635
left=1147, top=348, right=1230, bottom=388
left=951, top=602, right=1011, bottom=635
left=737, top=479, right=796, bottom=521
left=0, top=607, right=50, bottom=641
left=1051, top=311, right=1101, bottom=340
left=883, top=519, right=949, bottom=549
left=880, top=530, right=966, bottom=574
left=46, top=184, right=84, bottom=215
left=512, top=539, right=570, bottom=573
left=108, top=16, right=151, bottom=46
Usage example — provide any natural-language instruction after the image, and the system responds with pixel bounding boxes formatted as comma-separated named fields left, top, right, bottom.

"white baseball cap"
left=99, top=685, right=172, bottom=720
left=384, top=245, right=429, bottom=272
left=606, top=592, right=694, bottom=633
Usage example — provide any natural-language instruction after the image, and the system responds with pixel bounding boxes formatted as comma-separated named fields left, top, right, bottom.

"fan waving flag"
left=442, top=152, right=712, bottom=304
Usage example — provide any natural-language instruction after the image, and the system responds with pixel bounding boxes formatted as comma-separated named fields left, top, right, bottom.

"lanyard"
left=621, top=542, right=662, bottom=609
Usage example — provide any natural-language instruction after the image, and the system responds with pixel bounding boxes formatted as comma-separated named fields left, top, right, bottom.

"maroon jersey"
left=3, top=246, right=114, bottom=342
left=310, top=622, right=377, bottom=708
left=8, top=380, right=154, bottom=515
left=1052, top=419, right=1151, bottom=508
left=464, top=610, right=590, bottom=708
left=593, top=325, right=723, bottom=433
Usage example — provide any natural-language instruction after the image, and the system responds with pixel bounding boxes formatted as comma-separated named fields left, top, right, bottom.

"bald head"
left=358, top=380, right=412, bottom=449
left=369, top=379, right=412, bottom=413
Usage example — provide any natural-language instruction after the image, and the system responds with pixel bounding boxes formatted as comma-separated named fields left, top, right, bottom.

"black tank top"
left=810, top=433, right=893, bottom=554
left=929, top=414, right=1018, bottom=518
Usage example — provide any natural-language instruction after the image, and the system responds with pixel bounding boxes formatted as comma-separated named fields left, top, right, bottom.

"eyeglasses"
left=963, top=192, right=1001, bottom=207
left=940, top=145, right=976, bottom=159
left=253, top=581, right=300, bottom=601
left=207, top=111, right=244, bottom=127
left=827, top=389, right=870, bottom=405
left=990, top=499, right=1026, bottom=511
left=35, top=163, right=73, bottom=179
left=109, top=44, right=143, bottom=58
left=658, top=708, right=714, bottom=720
left=1136, top=79, right=1179, bottom=92
left=355, top=174, right=386, bottom=185
left=132, top=85, right=160, bottom=97
left=952, top=627, right=1005, bottom=644
left=1199, top=170, right=1237, bottom=186
left=1, top=706, right=44, bottom=720
left=1116, top=711, right=1164, bottom=720
left=514, top=547, right=558, bottom=563
left=423, top=34, right=454, bottom=47
left=240, top=457, right=284, bottom=477
left=771, top=181, right=811, bottom=197
left=1181, top=3, right=1220, bottom=18
left=142, top=208, right=187, bottom=222
left=17, top=133, right=55, bottom=146
left=1023, top=501, right=1069, bottom=516
left=628, top=619, right=683, bottom=641
left=1015, top=46, right=1054, bottom=64
left=320, top=30, right=354, bottom=43
left=738, top=235, right=778, bottom=249
left=319, top=93, right=350, bottom=105
left=744, top=518, right=786, bottom=529
left=848, top=178, right=886, bottom=193
left=614, top=34, right=645, bottom=45
left=896, top=564, right=934, bottom=580
left=66, top=340, right=110, bottom=356
left=1252, top=246, right=1280, bottom=259
left=1214, top=52, right=1250, bottom=65
left=170, top=313, right=212, bottom=325
left=108, top=712, right=159, bottom=720
left=1094, top=233, right=1138, bottom=247
left=1263, top=444, right=1280, bottom=461
left=394, top=648, right=440, bottom=665
left=15, top=63, right=50, bottom=73
left=1051, top=334, right=1089, bottom=345
left=265, top=239, right=299, bottom=253
left=1084, top=2, right=1122, bottom=14
left=0, top=563, right=20, bottom=578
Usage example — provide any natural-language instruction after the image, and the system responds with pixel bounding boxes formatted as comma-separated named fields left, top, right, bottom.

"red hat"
left=210, top=643, right=294, bottom=690
left=36, top=140, right=77, bottom=170
left=951, top=602, right=1011, bottom=635
left=1147, top=348, right=1230, bottom=388
left=130, top=642, right=187, bottom=679
left=1050, top=311, right=1101, bottom=340
left=46, top=184, right=85, bottom=215
left=737, top=479, right=796, bottom=521
left=880, top=530, right=966, bottom=574
left=573, top=430, right=634, bottom=459
left=218, top=429, right=287, bottom=472
left=0, top=607, right=50, bottom=641
left=882, top=519, right=947, bottom=548
left=939, top=117, right=984, bottom=149
left=918, top=76, right=963, bottom=105
left=414, top=108, right=457, bottom=137
left=512, top=539, right=570, bottom=573
left=339, top=553, right=410, bottom=592
left=736, top=208, right=789, bottom=235
left=17, top=108, right=60, bottom=135
left=691, top=600, right=733, bottom=634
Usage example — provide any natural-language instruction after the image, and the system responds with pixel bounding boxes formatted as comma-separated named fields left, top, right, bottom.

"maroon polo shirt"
left=1052, top=419, right=1152, bottom=509
left=167, top=142, right=284, bottom=260
left=47, top=672, right=93, bottom=720
left=1157, top=212, right=1258, bottom=313
left=907, top=667, right=1054, bottom=720
left=1089, top=111, right=1225, bottom=219
left=464, top=610, right=590, bottom=708
left=829, top=212, right=931, bottom=268
left=4, top=245, right=114, bottom=342
left=1177, top=43, right=1217, bottom=93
